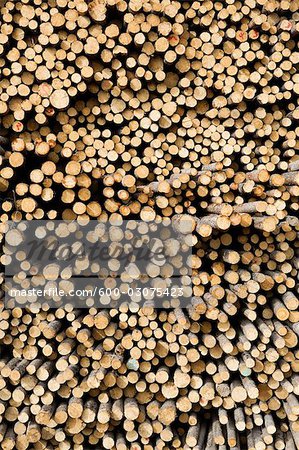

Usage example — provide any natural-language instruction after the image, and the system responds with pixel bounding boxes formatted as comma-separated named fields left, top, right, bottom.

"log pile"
left=0, top=0, right=298, bottom=449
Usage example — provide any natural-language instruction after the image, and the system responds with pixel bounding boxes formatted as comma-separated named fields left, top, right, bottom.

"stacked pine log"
left=0, top=0, right=298, bottom=449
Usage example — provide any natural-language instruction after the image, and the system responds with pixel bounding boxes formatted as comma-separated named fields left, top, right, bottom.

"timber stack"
left=0, top=0, right=298, bottom=449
